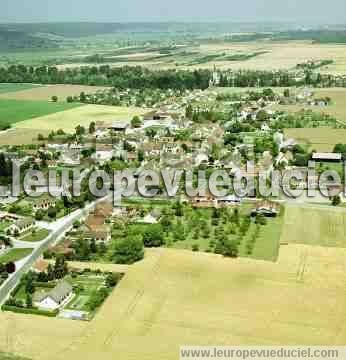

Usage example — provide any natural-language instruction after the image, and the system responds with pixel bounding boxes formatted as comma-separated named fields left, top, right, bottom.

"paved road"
left=0, top=195, right=111, bottom=305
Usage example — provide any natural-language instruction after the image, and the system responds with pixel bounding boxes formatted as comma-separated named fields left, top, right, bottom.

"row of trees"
left=1, top=64, right=344, bottom=90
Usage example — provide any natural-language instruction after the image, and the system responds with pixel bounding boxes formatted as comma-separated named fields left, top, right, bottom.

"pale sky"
left=1, top=0, right=346, bottom=23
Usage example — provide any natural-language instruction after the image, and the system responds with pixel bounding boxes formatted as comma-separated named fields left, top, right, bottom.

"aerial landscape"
left=1, top=1, right=346, bottom=360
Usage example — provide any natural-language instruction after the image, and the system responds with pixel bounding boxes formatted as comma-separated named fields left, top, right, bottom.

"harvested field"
left=1, top=241, right=346, bottom=359
left=0, top=128, right=50, bottom=145
left=0, top=85, right=110, bottom=102
left=14, top=104, right=148, bottom=132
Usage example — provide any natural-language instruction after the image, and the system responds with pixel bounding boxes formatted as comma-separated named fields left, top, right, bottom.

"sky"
left=1, top=0, right=346, bottom=23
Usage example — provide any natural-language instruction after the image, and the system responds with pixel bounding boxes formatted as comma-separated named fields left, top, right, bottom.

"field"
left=0, top=128, right=51, bottom=146
left=53, top=41, right=346, bottom=72
left=281, top=204, right=346, bottom=247
left=0, top=84, right=110, bottom=102
left=13, top=104, right=148, bottom=132
left=0, top=99, right=82, bottom=128
left=0, top=84, right=41, bottom=94
left=284, top=127, right=346, bottom=152
left=1, top=242, right=346, bottom=359
left=0, top=248, right=33, bottom=264
left=274, top=88, right=346, bottom=124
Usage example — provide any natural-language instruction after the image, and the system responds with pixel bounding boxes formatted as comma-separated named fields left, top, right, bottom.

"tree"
left=283, top=89, right=290, bottom=98
left=131, top=116, right=142, bottom=128
left=142, top=225, right=165, bottom=247
left=222, top=240, right=239, bottom=258
left=26, top=293, right=33, bottom=308
left=75, top=125, right=86, bottom=137
left=332, top=195, right=341, bottom=206
left=89, top=121, right=96, bottom=134
left=35, top=209, right=45, bottom=221
left=37, top=133, right=45, bottom=141
left=105, top=273, right=121, bottom=287
left=51, top=96, right=58, bottom=102
left=25, top=275, right=35, bottom=294
left=112, top=236, right=144, bottom=264
left=47, top=206, right=57, bottom=219
left=54, top=255, right=68, bottom=279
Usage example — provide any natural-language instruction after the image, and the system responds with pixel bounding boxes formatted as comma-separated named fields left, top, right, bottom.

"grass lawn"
left=20, top=229, right=50, bottom=242
left=0, top=99, right=82, bottom=128
left=0, top=220, right=10, bottom=232
left=0, top=248, right=33, bottom=263
left=0, top=83, right=41, bottom=94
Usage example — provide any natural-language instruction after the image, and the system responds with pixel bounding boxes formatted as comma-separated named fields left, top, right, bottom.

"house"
left=137, top=209, right=162, bottom=224
left=251, top=200, right=280, bottom=217
left=108, top=122, right=129, bottom=135
left=94, top=201, right=113, bottom=218
left=312, top=152, right=342, bottom=162
left=32, top=259, right=49, bottom=273
left=8, top=218, right=34, bottom=235
left=217, top=195, right=242, bottom=207
left=84, top=225, right=111, bottom=242
left=32, top=197, right=56, bottom=212
left=92, top=144, right=114, bottom=164
left=191, top=193, right=217, bottom=208
left=60, top=149, right=80, bottom=166
left=33, top=280, right=73, bottom=310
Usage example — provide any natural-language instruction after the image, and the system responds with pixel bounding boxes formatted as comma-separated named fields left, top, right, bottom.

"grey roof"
left=34, top=281, right=72, bottom=304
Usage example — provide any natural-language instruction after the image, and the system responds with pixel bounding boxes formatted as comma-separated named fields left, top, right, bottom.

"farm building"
left=312, top=152, right=342, bottom=162
left=8, top=218, right=35, bottom=235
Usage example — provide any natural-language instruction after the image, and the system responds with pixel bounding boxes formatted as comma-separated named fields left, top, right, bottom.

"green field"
left=0, top=83, right=41, bottom=94
left=0, top=99, right=82, bottom=128
left=0, top=248, right=33, bottom=263
left=20, top=229, right=50, bottom=242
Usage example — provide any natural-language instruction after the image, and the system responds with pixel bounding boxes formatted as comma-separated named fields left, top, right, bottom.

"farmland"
left=13, top=104, right=148, bottom=132
left=281, top=204, right=346, bottom=248
left=0, top=99, right=82, bottom=129
left=284, top=128, right=346, bottom=152
left=0, top=84, right=110, bottom=102
left=1, top=243, right=346, bottom=359
left=274, top=88, right=346, bottom=123
left=0, top=128, right=51, bottom=146
left=0, top=84, right=41, bottom=94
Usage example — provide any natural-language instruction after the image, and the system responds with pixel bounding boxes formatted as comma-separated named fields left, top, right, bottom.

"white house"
left=92, top=144, right=114, bottom=164
left=33, top=281, right=73, bottom=311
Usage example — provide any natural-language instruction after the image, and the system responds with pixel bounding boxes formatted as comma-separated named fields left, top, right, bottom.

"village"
left=0, top=83, right=345, bottom=322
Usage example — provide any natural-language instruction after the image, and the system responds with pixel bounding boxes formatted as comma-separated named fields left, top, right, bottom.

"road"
left=0, top=195, right=112, bottom=305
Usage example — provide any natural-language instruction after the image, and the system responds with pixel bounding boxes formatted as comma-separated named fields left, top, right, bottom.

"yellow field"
left=274, top=88, right=346, bottom=123
left=56, top=41, right=346, bottom=72
left=2, top=233, right=346, bottom=360
left=284, top=127, right=346, bottom=152
left=0, top=84, right=109, bottom=102
left=13, top=104, right=148, bottom=132
left=281, top=204, right=346, bottom=247
left=0, top=128, right=51, bottom=145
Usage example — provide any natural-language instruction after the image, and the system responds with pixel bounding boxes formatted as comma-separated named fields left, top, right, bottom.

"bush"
left=1, top=305, right=58, bottom=317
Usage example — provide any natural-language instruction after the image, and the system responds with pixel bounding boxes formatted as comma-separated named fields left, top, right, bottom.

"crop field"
left=13, top=104, right=148, bottom=132
left=0, top=99, right=82, bottom=129
left=275, top=88, right=346, bottom=124
left=0, top=128, right=51, bottom=146
left=1, top=237, right=346, bottom=360
left=55, top=41, right=346, bottom=72
left=0, top=84, right=41, bottom=94
left=0, top=84, right=110, bottom=102
left=281, top=204, right=346, bottom=247
left=284, top=127, right=346, bottom=152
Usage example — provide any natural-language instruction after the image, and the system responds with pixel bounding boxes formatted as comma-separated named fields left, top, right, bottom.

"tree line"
left=1, top=64, right=346, bottom=90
